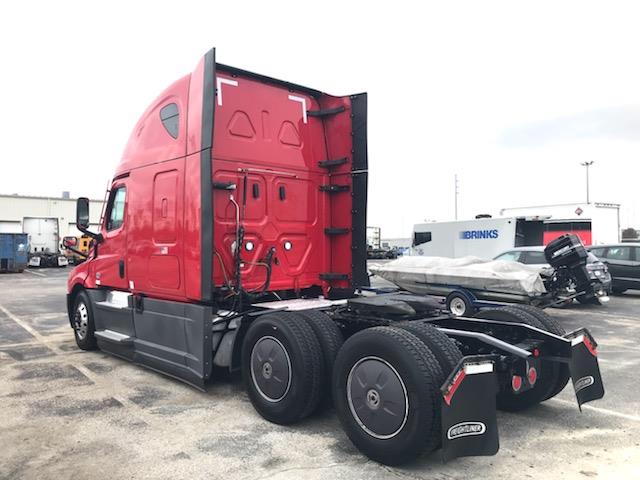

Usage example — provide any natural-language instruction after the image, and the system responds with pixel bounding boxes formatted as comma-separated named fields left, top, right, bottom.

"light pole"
left=454, top=174, right=459, bottom=220
left=580, top=161, right=594, bottom=204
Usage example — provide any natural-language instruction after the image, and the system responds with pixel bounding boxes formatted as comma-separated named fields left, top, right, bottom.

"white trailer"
left=22, top=217, right=68, bottom=267
left=412, top=217, right=547, bottom=259
left=500, top=202, right=620, bottom=245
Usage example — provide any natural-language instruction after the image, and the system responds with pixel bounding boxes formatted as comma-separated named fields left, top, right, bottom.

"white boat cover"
left=369, top=256, right=547, bottom=296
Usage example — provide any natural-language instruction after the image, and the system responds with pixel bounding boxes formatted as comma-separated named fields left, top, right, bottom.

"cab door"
left=93, top=184, right=129, bottom=290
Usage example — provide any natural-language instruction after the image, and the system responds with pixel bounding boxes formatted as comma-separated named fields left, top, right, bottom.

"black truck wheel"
left=446, top=292, right=474, bottom=317
left=473, top=308, right=559, bottom=411
left=396, top=321, right=462, bottom=451
left=333, top=326, right=442, bottom=465
left=397, top=322, right=462, bottom=375
left=505, top=305, right=570, bottom=400
left=242, top=312, right=324, bottom=425
left=72, top=291, right=97, bottom=351
left=295, top=310, right=343, bottom=408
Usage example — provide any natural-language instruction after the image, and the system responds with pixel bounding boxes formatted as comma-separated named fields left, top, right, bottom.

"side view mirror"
left=76, top=197, right=90, bottom=230
left=62, top=236, right=78, bottom=248
left=76, top=197, right=103, bottom=243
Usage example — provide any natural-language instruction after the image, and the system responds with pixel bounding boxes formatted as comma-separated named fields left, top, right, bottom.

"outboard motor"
left=544, top=234, right=592, bottom=295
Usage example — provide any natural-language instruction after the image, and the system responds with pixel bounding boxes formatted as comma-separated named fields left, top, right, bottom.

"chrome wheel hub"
left=74, top=302, right=89, bottom=340
left=450, top=298, right=467, bottom=316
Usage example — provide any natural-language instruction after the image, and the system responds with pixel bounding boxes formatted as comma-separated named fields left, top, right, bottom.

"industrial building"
left=0, top=193, right=103, bottom=246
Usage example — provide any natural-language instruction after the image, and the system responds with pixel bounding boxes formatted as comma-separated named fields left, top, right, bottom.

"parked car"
left=494, top=246, right=612, bottom=302
left=587, top=244, right=640, bottom=294
left=367, top=247, right=398, bottom=260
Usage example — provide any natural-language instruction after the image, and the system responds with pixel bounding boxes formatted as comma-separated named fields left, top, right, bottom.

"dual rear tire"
left=242, top=312, right=463, bottom=465
left=333, top=324, right=462, bottom=465
left=241, top=310, right=343, bottom=424
left=333, top=327, right=443, bottom=465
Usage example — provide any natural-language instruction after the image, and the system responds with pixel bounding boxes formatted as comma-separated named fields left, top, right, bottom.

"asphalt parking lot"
left=0, top=266, right=638, bottom=480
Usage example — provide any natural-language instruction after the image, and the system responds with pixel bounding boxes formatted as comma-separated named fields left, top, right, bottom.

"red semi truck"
left=66, top=48, right=604, bottom=465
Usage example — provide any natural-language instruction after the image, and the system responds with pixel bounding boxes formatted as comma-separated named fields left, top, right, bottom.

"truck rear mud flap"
left=440, top=329, right=604, bottom=462
left=566, top=328, right=605, bottom=409
left=440, top=356, right=499, bottom=462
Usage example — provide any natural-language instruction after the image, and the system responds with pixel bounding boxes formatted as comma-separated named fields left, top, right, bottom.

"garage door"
left=0, top=221, right=22, bottom=233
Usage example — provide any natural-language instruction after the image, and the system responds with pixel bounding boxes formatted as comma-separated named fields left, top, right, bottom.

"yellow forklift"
left=62, top=235, right=92, bottom=264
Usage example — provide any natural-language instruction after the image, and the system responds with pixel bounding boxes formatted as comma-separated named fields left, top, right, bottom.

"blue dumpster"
left=0, top=233, right=29, bottom=273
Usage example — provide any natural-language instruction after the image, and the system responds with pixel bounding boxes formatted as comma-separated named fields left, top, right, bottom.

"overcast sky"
left=2, top=1, right=640, bottom=237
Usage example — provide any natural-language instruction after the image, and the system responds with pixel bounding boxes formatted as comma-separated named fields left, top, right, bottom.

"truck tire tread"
left=295, top=310, right=343, bottom=408
left=333, top=326, right=442, bottom=465
left=242, top=312, right=324, bottom=424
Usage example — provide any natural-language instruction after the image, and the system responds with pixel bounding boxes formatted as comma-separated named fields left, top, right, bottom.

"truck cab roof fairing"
left=113, top=48, right=368, bottom=302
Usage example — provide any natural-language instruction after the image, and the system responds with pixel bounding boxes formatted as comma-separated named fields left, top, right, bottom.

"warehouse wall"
left=0, top=195, right=104, bottom=238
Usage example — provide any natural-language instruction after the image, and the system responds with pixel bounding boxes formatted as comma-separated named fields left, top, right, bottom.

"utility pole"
left=580, top=161, right=594, bottom=204
left=454, top=174, right=459, bottom=220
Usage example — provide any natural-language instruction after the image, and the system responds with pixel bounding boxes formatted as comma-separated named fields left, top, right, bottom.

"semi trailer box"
left=500, top=202, right=621, bottom=246
left=65, top=48, right=604, bottom=466
left=23, top=217, right=68, bottom=267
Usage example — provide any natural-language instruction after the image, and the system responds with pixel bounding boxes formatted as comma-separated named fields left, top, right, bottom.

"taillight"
left=512, top=375, right=523, bottom=392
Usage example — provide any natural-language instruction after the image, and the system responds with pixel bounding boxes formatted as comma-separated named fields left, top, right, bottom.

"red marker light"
left=512, top=375, right=523, bottom=392
left=443, top=369, right=466, bottom=406
left=583, top=336, right=598, bottom=357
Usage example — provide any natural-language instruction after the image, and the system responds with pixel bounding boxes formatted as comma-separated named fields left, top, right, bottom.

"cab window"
left=106, top=187, right=126, bottom=231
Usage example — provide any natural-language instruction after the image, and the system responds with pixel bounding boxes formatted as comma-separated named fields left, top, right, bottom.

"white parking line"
left=0, top=303, right=44, bottom=340
left=0, top=301, right=155, bottom=420
left=549, top=397, right=640, bottom=423
left=24, top=269, right=46, bottom=277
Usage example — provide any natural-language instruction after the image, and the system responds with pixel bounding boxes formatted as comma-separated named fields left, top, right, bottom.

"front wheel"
left=72, top=291, right=97, bottom=350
